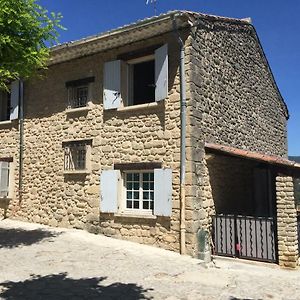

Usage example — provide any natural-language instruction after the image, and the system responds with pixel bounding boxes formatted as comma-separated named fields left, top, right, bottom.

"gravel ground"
left=0, top=219, right=299, bottom=300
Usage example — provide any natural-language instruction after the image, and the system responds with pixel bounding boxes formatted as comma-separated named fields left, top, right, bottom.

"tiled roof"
left=205, top=143, right=300, bottom=169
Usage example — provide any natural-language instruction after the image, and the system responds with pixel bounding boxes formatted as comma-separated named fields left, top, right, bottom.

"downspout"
left=18, top=80, right=24, bottom=203
left=172, top=15, right=187, bottom=255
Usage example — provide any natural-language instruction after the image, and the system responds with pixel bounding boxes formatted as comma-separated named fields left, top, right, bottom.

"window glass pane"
left=133, top=173, right=139, bottom=181
left=150, top=182, right=154, bottom=190
left=149, top=173, right=154, bottom=181
left=143, top=201, right=149, bottom=209
left=143, top=192, right=149, bottom=200
left=143, top=182, right=149, bottom=190
left=150, top=192, right=154, bottom=200
left=127, top=173, right=133, bottom=181
left=134, top=182, right=139, bottom=190
left=143, top=173, right=149, bottom=181
left=150, top=201, right=154, bottom=210
left=127, top=191, right=132, bottom=199
left=127, top=200, right=132, bottom=209
left=134, top=192, right=139, bottom=199
left=127, top=183, right=133, bottom=190
left=134, top=201, right=139, bottom=209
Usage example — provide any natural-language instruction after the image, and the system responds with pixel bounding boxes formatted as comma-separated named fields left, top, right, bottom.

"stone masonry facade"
left=276, top=176, right=299, bottom=268
left=0, top=12, right=297, bottom=265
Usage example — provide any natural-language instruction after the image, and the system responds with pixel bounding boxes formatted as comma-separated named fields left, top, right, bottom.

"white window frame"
left=120, top=170, right=154, bottom=216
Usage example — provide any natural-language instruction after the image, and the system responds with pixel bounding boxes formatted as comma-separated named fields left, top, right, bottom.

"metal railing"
left=212, top=214, right=277, bottom=263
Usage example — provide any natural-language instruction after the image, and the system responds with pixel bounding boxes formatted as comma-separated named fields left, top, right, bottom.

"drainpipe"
left=172, top=15, right=187, bottom=255
left=18, top=80, right=24, bottom=203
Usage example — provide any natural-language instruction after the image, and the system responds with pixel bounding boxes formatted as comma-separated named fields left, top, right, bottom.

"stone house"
left=0, top=11, right=299, bottom=267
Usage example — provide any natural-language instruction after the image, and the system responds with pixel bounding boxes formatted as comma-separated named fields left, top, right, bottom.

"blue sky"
left=40, top=0, right=300, bottom=155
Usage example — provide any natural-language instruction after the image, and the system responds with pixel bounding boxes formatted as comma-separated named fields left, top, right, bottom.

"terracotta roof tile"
left=205, top=143, right=300, bottom=169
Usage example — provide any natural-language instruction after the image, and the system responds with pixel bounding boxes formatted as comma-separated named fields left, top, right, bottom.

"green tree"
left=0, top=0, right=63, bottom=90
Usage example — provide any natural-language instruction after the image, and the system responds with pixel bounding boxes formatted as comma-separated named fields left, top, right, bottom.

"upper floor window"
left=65, top=77, right=95, bottom=109
left=0, top=81, right=19, bottom=122
left=0, top=91, right=10, bottom=121
left=103, top=44, right=168, bottom=110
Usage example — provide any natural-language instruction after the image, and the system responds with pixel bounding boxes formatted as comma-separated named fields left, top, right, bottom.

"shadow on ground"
left=0, top=273, right=152, bottom=300
left=0, top=227, right=60, bottom=249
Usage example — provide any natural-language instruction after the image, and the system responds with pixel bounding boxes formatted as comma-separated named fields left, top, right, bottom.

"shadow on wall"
left=0, top=273, right=153, bottom=300
left=0, top=227, right=60, bottom=249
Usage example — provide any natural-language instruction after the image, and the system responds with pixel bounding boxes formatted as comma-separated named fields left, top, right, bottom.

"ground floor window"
left=63, top=140, right=91, bottom=172
left=0, top=161, right=10, bottom=198
left=125, top=171, right=154, bottom=212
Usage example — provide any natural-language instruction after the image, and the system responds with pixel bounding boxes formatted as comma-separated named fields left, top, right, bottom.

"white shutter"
left=103, top=60, right=122, bottom=110
left=100, top=169, right=120, bottom=213
left=10, top=80, right=19, bottom=120
left=154, top=168, right=172, bottom=216
left=155, top=44, right=168, bottom=102
left=0, top=162, right=10, bottom=198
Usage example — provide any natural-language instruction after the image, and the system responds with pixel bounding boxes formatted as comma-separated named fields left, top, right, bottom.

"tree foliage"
left=0, top=0, right=63, bottom=90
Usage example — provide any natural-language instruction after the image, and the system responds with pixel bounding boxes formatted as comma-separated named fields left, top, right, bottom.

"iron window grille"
left=125, top=171, right=154, bottom=212
left=68, top=85, right=89, bottom=109
left=64, top=141, right=90, bottom=171
left=65, top=77, right=95, bottom=109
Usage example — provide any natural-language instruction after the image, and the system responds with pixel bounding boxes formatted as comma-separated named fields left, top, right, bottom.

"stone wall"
left=276, top=176, right=299, bottom=268
left=0, top=31, right=192, bottom=254
left=187, top=19, right=289, bottom=258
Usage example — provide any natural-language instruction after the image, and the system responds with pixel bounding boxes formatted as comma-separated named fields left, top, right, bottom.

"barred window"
left=65, top=77, right=94, bottom=109
left=63, top=141, right=91, bottom=171
left=68, top=85, right=89, bottom=109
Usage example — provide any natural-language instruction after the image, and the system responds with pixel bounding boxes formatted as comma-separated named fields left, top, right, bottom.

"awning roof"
left=205, top=142, right=300, bottom=170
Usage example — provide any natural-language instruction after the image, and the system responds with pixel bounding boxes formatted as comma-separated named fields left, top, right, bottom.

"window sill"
left=0, top=120, right=13, bottom=126
left=114, top=213, right=157, bottom=220
left=63, top=170, right=90, bottom=175
left=65, top=105, right=93, bottom=114
left=117, top=102, right=158, bottom=112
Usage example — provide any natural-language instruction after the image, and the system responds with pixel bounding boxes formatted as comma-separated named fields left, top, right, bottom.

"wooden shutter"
left=154, top=168, right=172, bottom=216
left=0, top=162, right=10, bottom=198
left=103, top=60, right=122, bottom=110
left=10, top=80, right=19, bottom=120
left=100, top=169, right=120, bottom=213
left=155, top=44, right=168, bottom=102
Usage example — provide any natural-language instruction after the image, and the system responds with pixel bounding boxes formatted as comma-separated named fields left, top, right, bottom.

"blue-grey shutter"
left=155, top=44, right=168, bottom=102
left=154, top=168, right=172, bottom=216
left=100, top=169, right=120, bottom=213
left=103, top=60, right=122, bottom=110
left=10, top=80, right=19, bottom=120
left=0, top=162, right=10, bottom=198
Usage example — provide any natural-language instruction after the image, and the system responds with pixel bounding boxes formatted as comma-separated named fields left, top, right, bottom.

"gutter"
left=172, top=14, right=187, bottom=255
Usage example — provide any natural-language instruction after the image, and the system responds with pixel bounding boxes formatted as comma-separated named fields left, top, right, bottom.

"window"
left=0, top=161, right=10, bottom=198
left=0, top=91, right=10, bottom=121
left=103, top=44, right=168, bottom=110
left=125, top=171, right=154, bottom=212
left=63, top=140, right=91, bottom=172
left=100, top=168, right=172, bottom=217
left=0, top=81, right=19, bottom=121
left=65, top=77, right=95, bottom=109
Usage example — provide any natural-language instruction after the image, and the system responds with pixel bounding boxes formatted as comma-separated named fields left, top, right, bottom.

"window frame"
left=126, top=55, right=155, bottom=107
left=63, top=140, right=92, bottom=174
left=120, top=170, right=155, bottom=216
left=65, top=77, right=95, bottom=110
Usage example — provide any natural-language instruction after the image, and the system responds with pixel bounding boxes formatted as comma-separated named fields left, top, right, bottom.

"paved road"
left=0, top=219, right=299, bottom=299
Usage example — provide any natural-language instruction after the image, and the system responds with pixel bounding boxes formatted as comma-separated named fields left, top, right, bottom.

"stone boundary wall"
left=276, top=176, right=299, bottom=268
